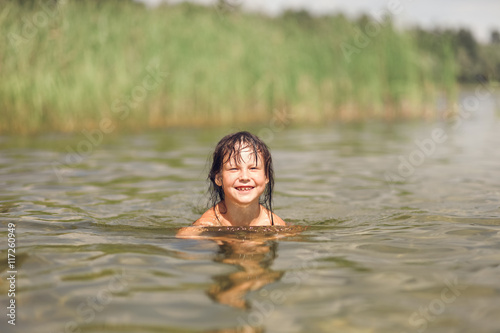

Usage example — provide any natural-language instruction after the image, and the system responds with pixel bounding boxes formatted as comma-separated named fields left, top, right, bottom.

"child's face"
left=216, top=146, right=269, bottom=207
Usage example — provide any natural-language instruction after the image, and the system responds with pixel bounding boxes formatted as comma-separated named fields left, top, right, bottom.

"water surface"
left=1, top=91, right=500, bottom=333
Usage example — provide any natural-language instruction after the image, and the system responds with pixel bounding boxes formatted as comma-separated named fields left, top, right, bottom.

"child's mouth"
left=235, top=186, right=254, bottom=191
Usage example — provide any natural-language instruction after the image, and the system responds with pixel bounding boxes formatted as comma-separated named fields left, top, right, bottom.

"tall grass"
left=0, top=1, right=457, bottom=134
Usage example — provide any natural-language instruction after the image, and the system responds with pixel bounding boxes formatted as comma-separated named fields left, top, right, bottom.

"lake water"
left=1, top=89, right=500, bottom=333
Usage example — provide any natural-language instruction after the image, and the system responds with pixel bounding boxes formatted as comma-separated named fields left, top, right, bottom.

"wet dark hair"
left=208, top=131, right=275, bottom=225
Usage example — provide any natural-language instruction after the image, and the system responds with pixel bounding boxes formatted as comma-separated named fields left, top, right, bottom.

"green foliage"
left=0, top=1, right=458, bottom=134
left=414, top=27, right=500, bottom=82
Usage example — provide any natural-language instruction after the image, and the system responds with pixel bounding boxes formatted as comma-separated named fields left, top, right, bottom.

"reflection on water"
left=0, top=90, right=500, bottom=333
left=208, top=240, right=282, bottom=310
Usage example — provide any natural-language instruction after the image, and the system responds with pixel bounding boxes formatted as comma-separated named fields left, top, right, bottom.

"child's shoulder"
left=193, top=207, right=222, bottom=227
left=194, top=206, right=285, bottom=226
left=262, top=205, right=286, bottom=226
left=271, top=213, right=286, bottom=226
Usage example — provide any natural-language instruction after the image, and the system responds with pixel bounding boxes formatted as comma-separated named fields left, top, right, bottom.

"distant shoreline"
left=1, top=1, right=497, bottom=135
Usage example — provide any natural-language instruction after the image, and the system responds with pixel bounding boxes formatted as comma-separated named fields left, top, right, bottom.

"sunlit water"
left=1, top=90, right=500, bottom=333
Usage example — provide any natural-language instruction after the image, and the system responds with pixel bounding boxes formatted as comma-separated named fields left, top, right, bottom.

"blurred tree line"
left=414, top=27, right=500, bottom=83
left=283, top=8, right=500, bottom=83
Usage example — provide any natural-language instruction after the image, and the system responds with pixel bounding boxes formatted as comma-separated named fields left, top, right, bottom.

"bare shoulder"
left=176, top=208, right=220, bottom=238
left=271, top=213, right=287, bottom=226
left=192, top=207, right=220, bottom=226
left=261, top=205, right=286, bottom=226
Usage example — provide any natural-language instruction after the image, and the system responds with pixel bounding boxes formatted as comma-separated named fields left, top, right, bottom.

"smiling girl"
left=186, top=131, right=285, bottom=229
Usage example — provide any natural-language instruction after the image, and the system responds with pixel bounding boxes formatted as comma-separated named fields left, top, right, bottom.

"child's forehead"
left=224, top=145, right=262, bottom=164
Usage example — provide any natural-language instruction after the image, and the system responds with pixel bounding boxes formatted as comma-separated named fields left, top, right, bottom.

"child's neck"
left=219, top=201, right=262, bottom=226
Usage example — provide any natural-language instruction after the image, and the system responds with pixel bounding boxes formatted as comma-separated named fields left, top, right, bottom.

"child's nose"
left=239, top=169, right=250, bottom=180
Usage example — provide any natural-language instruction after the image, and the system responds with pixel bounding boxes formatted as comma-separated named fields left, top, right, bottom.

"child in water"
left=183, top=131, right=286, bottom=230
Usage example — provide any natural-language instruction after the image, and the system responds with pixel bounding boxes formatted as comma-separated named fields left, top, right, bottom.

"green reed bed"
left=0, top=1, right=457, bottom=134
